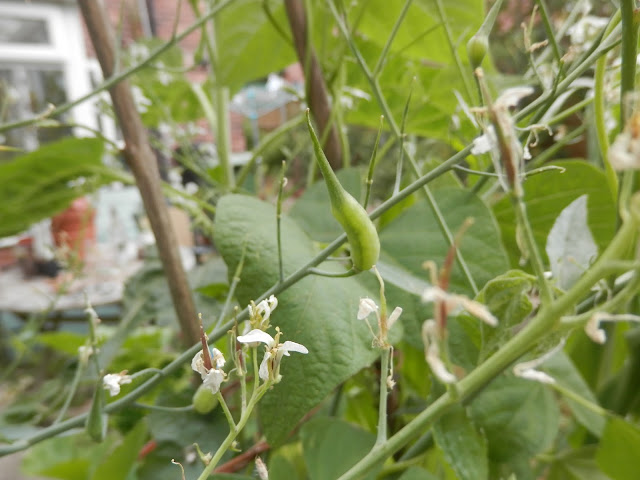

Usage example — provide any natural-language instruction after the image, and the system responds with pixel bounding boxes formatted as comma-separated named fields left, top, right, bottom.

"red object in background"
left=51, top=197, right=96, bottom=261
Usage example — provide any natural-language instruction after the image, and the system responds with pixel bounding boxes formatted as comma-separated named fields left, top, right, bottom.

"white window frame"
left=0, top=1, right=99, bottom=138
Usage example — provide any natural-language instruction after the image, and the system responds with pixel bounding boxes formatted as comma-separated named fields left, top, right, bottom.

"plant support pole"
left=284, top=0, right=343, bottom=169
left=78, top=1, right=200, bottom=346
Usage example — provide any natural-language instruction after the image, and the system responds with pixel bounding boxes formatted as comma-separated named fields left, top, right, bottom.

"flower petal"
left=259, top=351, right=272, bottom=381
left=202, top=369, right=225, bottom=394
left=191, top=351, right=208, bottom=378
left=387, top=306, right=403, bottom=329
left=282, top=341, right=309, bottom=355
left=211, top=347, right=225, bottom=369
left=237, top=329, right=275, bottom=347
left=357, top=298, right=378, bottom=320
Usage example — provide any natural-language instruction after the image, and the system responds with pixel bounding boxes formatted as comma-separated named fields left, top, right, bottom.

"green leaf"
left=22, top=432, right=116, bottom=480
left=213, top=194, right=378, bottom=445
left=36, top=331, right=85, bottom=357
left=596, top=417, right=640, bottom=480
left=543, top=352, right=606, bottom=437
left=470, top=375, right=559, bottom=466
left=433, top=404, right=488, bottom=480
left=300, top=417, right=377, bottom=480
left=493, top=161, right=616, bottom=268
left=548, top=447, right=609, bottom=480
left=91, top=421, right=148, bottom=480
left=450, top=270, right=536, bottom=369
left=397, top=467, right=439, bottom=480
left=0, top=137, right=112, bottom=237
left=216, top=0, right=296, bottom=93
left=545, top=195, right=598, bottom=290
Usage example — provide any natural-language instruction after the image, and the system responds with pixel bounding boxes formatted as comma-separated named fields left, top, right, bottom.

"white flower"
left=422, top=286, right=498, bottom=327
left=78, top=345, right=94, bottom=365
left=237, top=329, right=308, bottom=383
left=585, top=312, right=640, bottom=344
left=103, top=372, right=132, bottom=397
left=191, top=347, right=226, bottom=394
left=357, top=297, right=378, bottom=320
left=422, top=320, right=456, bottom=384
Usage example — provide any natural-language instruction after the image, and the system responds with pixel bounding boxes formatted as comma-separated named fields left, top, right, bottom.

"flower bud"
left=467, top=34, right=488, bottom=69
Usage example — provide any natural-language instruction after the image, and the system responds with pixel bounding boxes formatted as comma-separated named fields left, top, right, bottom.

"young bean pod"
left=305, top=109, right=380, bottom=272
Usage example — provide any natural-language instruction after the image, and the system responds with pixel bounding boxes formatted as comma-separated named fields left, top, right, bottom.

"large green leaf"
left=548, top=447, right=609, bottom=480
left=21, top=432, right=116, bottom=480
left=216, top=0, right=296, bottom=93
left=213, top=194, right=379, bottom=445
left=300, top=417, right=377, bottom=480
left=493, top=161, right=616, bottom=269
left=433, top=404, right=488, bottom=480
left=91, top=421, right=148, bottom=480
left=0, top=137, right=112, bottom=237
left=596, top=417, right=640, bottom=480
left=470, top=375, right=559, bottom=468
left=543, top=352, right=606, bottom=437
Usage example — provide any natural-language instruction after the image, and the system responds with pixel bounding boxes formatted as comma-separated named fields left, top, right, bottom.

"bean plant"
left=1, top=1, right=640, bottom=479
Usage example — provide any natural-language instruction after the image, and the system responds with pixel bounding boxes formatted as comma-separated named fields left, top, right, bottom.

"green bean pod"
left=192, top=383, right=219, bottom=414
left=305, top=110, right=380, bottom=272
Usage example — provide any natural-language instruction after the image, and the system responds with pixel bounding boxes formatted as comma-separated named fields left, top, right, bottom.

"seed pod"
left=192, top=383, right=219, bottom=414
left=86, top=380, right=107, bottom=442
left=306, top=110, right=380, bottom=271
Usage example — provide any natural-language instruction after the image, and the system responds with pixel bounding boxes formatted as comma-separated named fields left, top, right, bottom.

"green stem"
left=512, top=193, right=554, bottom=305
left=434, top=0, right=474, bottom=101
left=550, top=383, right=611, bottom=418
left=364, top=115, right=384, bottom=209
left=372, top=0, right=414, bottom=78
left=196, top=385, right=268, bottom=479
left=376, top=348, right=391, bottom=446
left=277, top=161, right=288, bottom=283
left=620, top=0, right=638, bottom=124
left=54, top=357, right=87, bottom=424
left=594, top=13, right=622, bottom=199
left=217, top=392, right=236, bottom=429
left=534, top=0, right=562, bottom=66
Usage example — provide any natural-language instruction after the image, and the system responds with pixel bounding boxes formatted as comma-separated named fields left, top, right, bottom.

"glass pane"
left=0, top=66, right=71, bottom=162
left=0, top=17, right=49, bottom=44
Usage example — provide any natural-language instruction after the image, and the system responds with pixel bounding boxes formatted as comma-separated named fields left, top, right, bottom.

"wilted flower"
left=103, top=371, right=132, bottom=397
left=422, top=286, right=497, bottom=327
left=422, top=320, right=456, bottom=384
left=584, top=312, right=640, bottom=344
left=357, top=297, right=402, bottom=346
left=513, top=339, right=565, bottom=385
left=237, top=328, right=308, bottom=383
